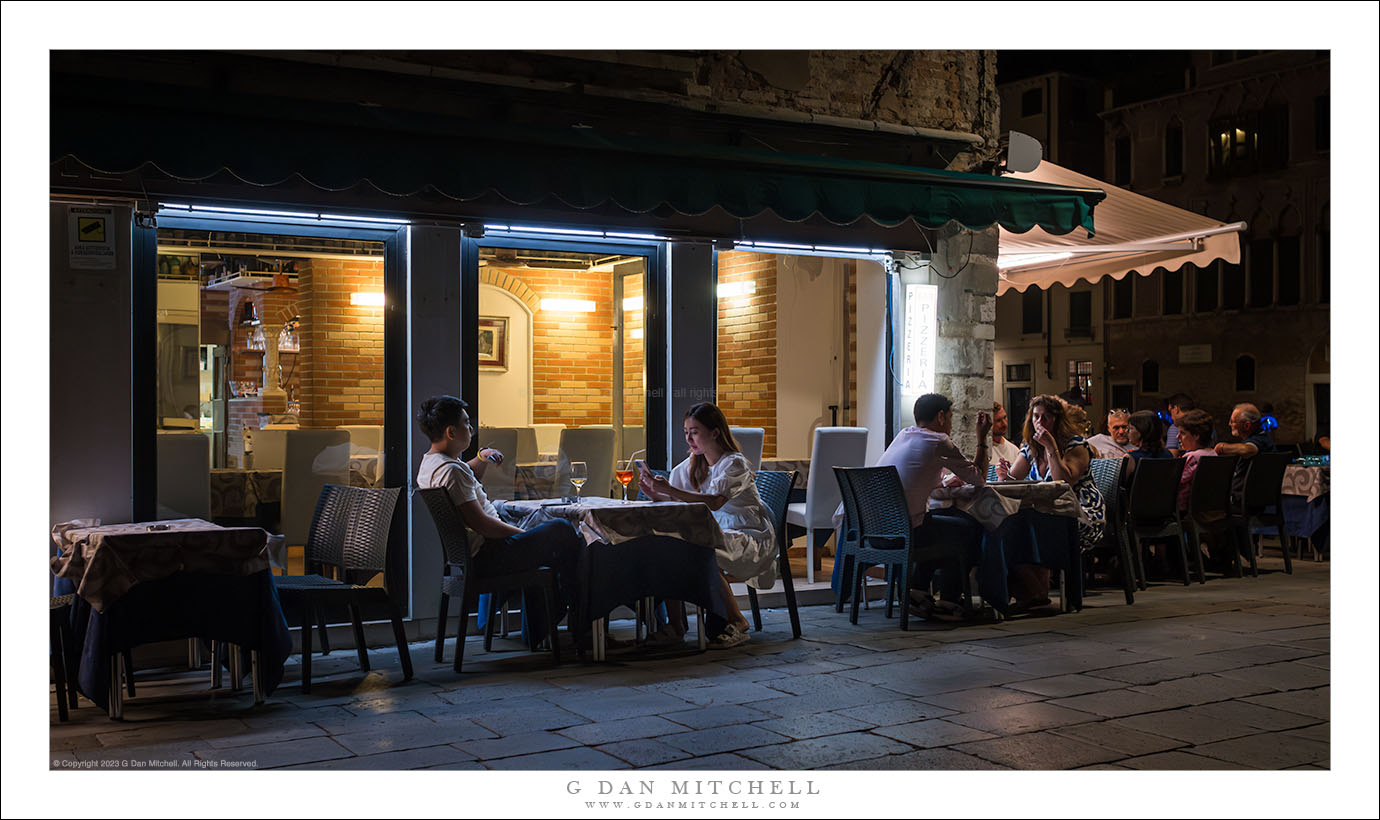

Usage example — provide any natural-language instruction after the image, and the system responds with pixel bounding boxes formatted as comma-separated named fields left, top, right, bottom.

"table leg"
left=251, top=651, right=264, bottom=704
left=696, top=606, right=707, bottom=651
left=210, top=641, right=224, bottom=689
left=593, top=617, right=606, bottom=662
left=187, top=638, right=201, bottom=670
left=229, top=644, right=243, bottom=692
left=108, top=654, right=124, bottom=720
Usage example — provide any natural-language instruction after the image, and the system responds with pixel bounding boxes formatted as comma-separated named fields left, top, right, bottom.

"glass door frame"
left=460, top=232, right=670, bottom=468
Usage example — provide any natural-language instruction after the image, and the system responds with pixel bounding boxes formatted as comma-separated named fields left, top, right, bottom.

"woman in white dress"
left=639, top=402, right=776, bottom=648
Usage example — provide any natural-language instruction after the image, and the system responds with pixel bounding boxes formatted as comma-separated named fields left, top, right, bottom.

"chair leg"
left=453, top=596, right=472, bottom=674
left=747, top=586, right=762, bottom=632
left=806, top=528, right=816, bottom=585
left=1277, top=523, right=1293, bottom=575
left=778, top=546, right=802, bottom=639
left=299, top=602, right=314, bottom=693
left=1173, top=531, right=1191, bottom=586
left=833, top=552, right=844, bottom=610
left=544, top=582, right=561, bottom=666
left=434, top=591, right=450, bottom=663
left=388, top=598, right=413, bottom=682
left=1244, top=530, right=1260, bottom=577
left=1116, top=527, right=1136, bottom=605
left=1228, top=524, right=1246, bottom=578
left=316, top=608, right=332, bottom=656
left=1128, top=527, right=1148, bottom=591
left=347, top=602, right=370, bottom=673
left=484, top=594, right=500, bottom=652
left=883, top=566, right=895, bottom=619
left=850, top=563, right=865, bottom=625
left=899, top=559, right=911, bottom=631
left=123, top=649, right=136, bottom=697
left=1187, top=522, right=1206, bottom=584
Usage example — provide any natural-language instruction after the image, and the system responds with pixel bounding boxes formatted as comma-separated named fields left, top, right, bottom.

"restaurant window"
left=1164, top=121, right=1184, bottom=178
left=1021, top=87, right=1043, bottom=117
left=1112, top=275, right=1134, bottom=319
left=1113, top=135, right=1132, bottom=187
left=1235, top=355, right=1256, bottom=392
left=1319, top=231, right=1330, bottom=303
left=1194, top=263, right=1218, bottom=312
left=153, top=227, right=387, bottom=577
left=1021, top=286, right=1043, bottom=334
left=1249, top=238, right=1274, bottom=308
left=1068, top=290, right=1092, bottom=336
left=1067, top=359, right=1094, bottom=404
left=1221, top=259, right=1246, bottom=310
left=1162, top=268, right=1184, bottom=315
left=1141, top=360, right=1159, bottom=394
left=476, top=243, right=650, bottom=501
left=1315, top=95, right=1330, bottom=152
left=1277, top=235, right=1301, bottom=306
left=1005, top=363, right=1033, bottom=383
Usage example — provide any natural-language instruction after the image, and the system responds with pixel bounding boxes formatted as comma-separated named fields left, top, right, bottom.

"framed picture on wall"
left=478, top=316, right=508, bottom=371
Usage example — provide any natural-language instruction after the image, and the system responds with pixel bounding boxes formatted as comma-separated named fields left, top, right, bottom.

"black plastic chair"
left=1233, top=452, right=1295, bottom=575
left=1123, top=458, right=1192, bottom=586
left=273, top=485, right=413, bottom=693
left=746, top=470, right=802, bottom=639
left=416, top=487, right=563, bottom=673
left=1088, top=457, right=1137, bottom=603
left=834, top=466, right=972, bottom=630
left=1183, top=455, right=1241, bottom=581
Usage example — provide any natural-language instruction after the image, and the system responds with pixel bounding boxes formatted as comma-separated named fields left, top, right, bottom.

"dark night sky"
left=998, top=50, right=1193, bottom=106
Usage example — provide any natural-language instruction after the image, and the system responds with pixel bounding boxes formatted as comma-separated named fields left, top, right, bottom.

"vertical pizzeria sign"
left=903, top=283, right=937, bottom=395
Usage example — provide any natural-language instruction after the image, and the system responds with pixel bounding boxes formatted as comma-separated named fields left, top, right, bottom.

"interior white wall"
left=854, top=257, right=890, bottom=465
left=477, top=283, right=532, bottom=426
left=775, top=255, right=843, bottom=458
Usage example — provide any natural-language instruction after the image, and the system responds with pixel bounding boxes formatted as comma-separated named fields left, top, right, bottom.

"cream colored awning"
left=997, top=162, right=1244, bottom=295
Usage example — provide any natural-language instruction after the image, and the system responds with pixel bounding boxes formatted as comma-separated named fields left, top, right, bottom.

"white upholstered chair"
left=785, top=426, right=869, bottom=583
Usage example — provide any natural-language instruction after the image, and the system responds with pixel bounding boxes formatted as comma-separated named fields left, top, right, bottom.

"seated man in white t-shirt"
left=989, top=402, right=1022, bottom=470
left=415, top=395, right=582, bottom=648
left=1086, top=408, right=1132, bottom=459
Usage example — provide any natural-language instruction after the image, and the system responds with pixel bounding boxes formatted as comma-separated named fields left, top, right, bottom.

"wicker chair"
left=1124, top=458, right=1192, bottom=586
left=416, top=487, right=563, bottom=673
left=746, top=470, right=802, bottom=639
left=1183, top=455, right=1240, bottom=581
left=273, top=485, right=412, bottom=693
left=1233, top=452, right=1295, bottom=575
left=834, top=466, right=973, bottom=630
left=1088, top=457, right=1138, bottom=603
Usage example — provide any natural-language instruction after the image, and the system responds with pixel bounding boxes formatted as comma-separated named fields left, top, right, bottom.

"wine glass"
left=569, top=461, right=588, bottom=501
left=615, top=459, right=635, bottom=501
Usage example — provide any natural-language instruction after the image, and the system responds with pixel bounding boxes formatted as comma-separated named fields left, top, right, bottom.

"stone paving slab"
left=1242, top=687, right=1330, bottom=720
left=454, top=730, right=581, bottom=761
left=331, top=716, right=495, bottom=755
left=1118, top=750, right=1255, bottom=769
left=1188, top=734, right=1331, bottom=768
left=558, top=715, right=692, bottom=745
left=1004, top=674, right=1132, bottom=698
left=194, top=736, right=352, bottom=769
left=871, top=719, right=998, bottom=748
left=945, top=701, right=1100, bottom=735
left=292, top=743, right=477, bottom=770
left=657, top=724, right=790, bottom=756
left=1182, top=700, right=1322, bottom=731
left=596, top=738, right=693, bottom=767
left=1047, top=721, right=1186, bottom=757
left=749, top=711, right=874, bottom=740
left=737, top=731, right=912, bottom=769
left=819, top=747, right=1010, bottom=770
left=661, top=703, right=772, bottom=729
left=1109, top=711, right=1260, bottom=745
left=484, top=747, right=630, bottom=770
left=645, top=752, right=772, bottom=770
left=831, top=699, right=958, bottom=726
left=953, top=731, right=1125, bottom=769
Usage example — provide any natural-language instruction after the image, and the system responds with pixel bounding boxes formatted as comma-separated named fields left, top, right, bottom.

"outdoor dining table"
left=928, top=480, right=1089, bottom=616
left=50, top=518, right=293, bottom=717
left=494, top=496, right=731, bottom=659
left=1276, top=464, right=1330, bottom=556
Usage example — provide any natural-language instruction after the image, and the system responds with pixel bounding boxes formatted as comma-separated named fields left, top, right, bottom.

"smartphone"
left=634, top=459, right=647, bottom=474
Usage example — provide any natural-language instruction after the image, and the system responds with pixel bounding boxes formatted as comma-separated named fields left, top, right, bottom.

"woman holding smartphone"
left=639, top=402, right=775, bottom=649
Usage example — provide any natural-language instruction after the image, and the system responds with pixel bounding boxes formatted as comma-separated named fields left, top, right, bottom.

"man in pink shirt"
left=863, top=393, right=991, bottom=618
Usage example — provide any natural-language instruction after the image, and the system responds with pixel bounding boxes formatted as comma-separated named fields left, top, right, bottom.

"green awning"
left=52, top=78, right=1103, bottom=236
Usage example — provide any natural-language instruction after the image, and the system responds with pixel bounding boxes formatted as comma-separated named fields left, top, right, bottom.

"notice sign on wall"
left=1178, top=343, right=1213, bottom=364
left=68, top=206, right=117, bottom=269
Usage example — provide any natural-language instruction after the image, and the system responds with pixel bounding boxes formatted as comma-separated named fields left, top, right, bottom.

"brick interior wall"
left=622, top=271, right=645, bottom=426
left=716, top=251, right=778, bottom=457
left=298, top=258, right=385, bottom=429
left=492, top=266, right=618, bottom=428
left=847, top=260, right=858, bottom=426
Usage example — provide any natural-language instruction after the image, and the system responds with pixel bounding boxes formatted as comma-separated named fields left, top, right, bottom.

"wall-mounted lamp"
left=622, top=296, right=643, bottom=311
left=540, top=298, right=596, bottom=313
left=350, top=292, right=385, bottom=307
left=630, top=328, right=644, bottom=340
left=717, top=280, right=757, bottom=299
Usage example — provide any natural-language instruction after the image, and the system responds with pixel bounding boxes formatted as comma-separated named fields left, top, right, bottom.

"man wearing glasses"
left=1087, top=408, right=1132, bottom=459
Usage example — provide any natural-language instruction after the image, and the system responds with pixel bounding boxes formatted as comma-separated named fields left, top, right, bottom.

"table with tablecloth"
left=495, top=497, right=730, bottom=653
left=512, top=463, right=622, bottom=501
left=928, top=481, right=1089, bottom=615
left=50, top=519, right=293, bottom=713
left=1276, top=464, right=1330, bottom=554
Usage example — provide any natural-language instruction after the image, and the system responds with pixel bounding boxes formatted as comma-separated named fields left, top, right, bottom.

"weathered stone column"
left=907, top=223, right=999, bottom=457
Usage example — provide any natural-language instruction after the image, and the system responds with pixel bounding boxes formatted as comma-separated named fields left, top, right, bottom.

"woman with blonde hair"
left=639, top=402, right=776, bottom=648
